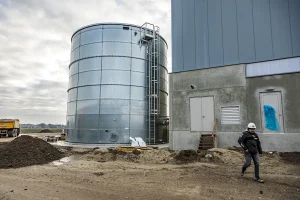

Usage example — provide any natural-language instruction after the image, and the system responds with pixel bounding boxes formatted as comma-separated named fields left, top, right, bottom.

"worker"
left=238, top=123, right=264, bottom=183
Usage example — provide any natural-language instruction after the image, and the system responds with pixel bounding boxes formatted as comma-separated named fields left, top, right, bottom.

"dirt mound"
left=226, top=146, right=244, bottom=153
left=39, top=129, right=53, bottom=133
left=81, top=147, right=293, bottom=166
left=85, top=149, right=139, bottom=163
left=207, top=148, right=244, bottom=165
left=0, top=135, right=64, bottom=168
left=84, top=149, right=174, bottom=164
left=173, top=150, right=198, bottom=164
left=139, top=150, right=173, bottom=164
left=83, top=149, right=202, bottom=164
left=280, top=152, right=300, bottom=164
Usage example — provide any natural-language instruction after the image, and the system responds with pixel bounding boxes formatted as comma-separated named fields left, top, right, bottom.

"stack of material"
left=0, top=135, right=64, bottom=168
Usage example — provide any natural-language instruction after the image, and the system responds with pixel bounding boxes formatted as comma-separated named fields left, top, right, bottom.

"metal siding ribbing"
left=221, top=0, right=239, bottom=65
left=182, top=0, right=196, bottom=71
left=289, top=0, right=300, bottom=56
left=252, top=0, right=273, bottom=62
left=236, top=0, right=256, bottom=63
left=270, top=0, right=293, bottom=59
left=171, top=0, right=300, bottom=72
left=208, top=0, right=224, bottom=67
left=171, top=0, right=184, bottom=72
left=195, top=0, right=209, bottom=69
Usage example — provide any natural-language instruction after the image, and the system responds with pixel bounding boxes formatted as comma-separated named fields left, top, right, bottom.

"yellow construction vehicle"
left=0, top=119, right=20, bottom=137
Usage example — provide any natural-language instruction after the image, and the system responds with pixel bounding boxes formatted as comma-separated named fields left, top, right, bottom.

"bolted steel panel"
left=66, top=23, right=168, bottom=144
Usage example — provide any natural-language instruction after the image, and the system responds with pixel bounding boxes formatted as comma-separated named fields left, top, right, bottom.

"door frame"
left=259, top=91, right=284, bottom=134
left=189, top=96, right=215, bottom=132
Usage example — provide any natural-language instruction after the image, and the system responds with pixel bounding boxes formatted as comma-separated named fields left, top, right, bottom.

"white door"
left=201, top=97, right=214, bottom=131
left=190, top=97, right=214, bottom=131
left=260, top=92, right=283, bottom=133
left=190, top=98, right=202, bottom=131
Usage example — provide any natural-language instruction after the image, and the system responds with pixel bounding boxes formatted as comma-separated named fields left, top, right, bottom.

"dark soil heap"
left=173, top=150, right=199, bottom=164
left=0, top=136, right=64, bottom=169
left=39, top=129, right=53, bottom=133
left=280, top=152, right=300, bottom=164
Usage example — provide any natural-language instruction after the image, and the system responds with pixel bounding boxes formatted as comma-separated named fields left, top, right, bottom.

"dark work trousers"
left=242, top=152, right=260, bottom=179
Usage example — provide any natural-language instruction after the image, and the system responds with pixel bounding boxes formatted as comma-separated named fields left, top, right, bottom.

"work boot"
left=254, top=177, right=264, bottom=183
left=240, top=172, right=245, bottom=177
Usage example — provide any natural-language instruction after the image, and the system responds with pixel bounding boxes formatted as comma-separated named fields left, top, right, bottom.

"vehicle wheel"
left=7, top=130, right=13, bottom=137
left=13, top=129, right=17, bottom=137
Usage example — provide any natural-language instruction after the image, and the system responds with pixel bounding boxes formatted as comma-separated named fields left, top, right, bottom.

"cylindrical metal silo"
left=66, top=23, right=168, bottom=144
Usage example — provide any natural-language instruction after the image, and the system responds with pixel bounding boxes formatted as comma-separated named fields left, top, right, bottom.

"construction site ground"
left=0, top=134, right=299, bottom=200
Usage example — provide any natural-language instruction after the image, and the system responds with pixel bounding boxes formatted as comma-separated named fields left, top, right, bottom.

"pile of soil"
left=0, top=136, right=64, bottom=168
left=39, top=129, right=53, bottom=133
left=207, top=148, right=244, bottom=165
left=226, top=146, right=244, bottom=153
left=0, top=142, right=6, bottom=150
left=84, top=149, right=184, bottom=164
left=139, top=150, right=173, bottom=164
left=84, top=149, right=140, bottom=163
left=173, top=150, right=199, bottom=164
left=280, top=152, right=300, bottom=164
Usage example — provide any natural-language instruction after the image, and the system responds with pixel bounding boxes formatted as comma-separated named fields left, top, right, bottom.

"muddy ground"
left=0, top=137, right=299, bottom=200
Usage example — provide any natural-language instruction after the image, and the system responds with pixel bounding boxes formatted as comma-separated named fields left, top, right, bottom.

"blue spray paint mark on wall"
left=263, top=105, right=280, bottom=131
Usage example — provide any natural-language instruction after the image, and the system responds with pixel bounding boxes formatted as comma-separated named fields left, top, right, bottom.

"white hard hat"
left=247, top=123, right=256, bottom=129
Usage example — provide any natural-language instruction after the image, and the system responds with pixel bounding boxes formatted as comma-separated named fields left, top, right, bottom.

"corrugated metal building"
left=170, top=0, right=300, bottom=152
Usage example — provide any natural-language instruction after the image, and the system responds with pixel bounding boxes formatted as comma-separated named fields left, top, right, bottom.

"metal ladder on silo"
left=140, top=22, right=160, bottom=144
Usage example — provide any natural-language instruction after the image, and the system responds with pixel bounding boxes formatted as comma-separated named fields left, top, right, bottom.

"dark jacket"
left=239, top=131, right=262, bottom=154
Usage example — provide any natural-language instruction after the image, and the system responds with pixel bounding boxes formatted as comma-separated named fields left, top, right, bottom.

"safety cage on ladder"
left=139, top=22, right=161, bottom=144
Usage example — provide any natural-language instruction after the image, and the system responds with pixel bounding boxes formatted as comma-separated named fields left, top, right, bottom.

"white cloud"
left=0, top=0, right=171, bottom=124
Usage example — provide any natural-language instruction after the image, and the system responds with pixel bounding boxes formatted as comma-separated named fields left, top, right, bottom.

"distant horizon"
left=20, top=123, right=66, bottom=125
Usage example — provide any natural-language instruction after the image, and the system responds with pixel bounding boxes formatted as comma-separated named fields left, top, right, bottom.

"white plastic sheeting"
left=129, top=137, right=147, bottom=147
left=246, top=57, right=300, bottom=77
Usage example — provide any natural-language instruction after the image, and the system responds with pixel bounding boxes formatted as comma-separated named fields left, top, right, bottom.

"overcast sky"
left=0, top=0, right=171, bottom=124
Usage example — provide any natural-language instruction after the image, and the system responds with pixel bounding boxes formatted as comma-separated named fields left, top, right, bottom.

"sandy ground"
left=0, top=138, right=299, bottom=200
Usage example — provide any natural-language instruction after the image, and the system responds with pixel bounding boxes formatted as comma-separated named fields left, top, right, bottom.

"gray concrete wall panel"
left=217, top=132, right=300, bottom=152
left=169, top=64, right=300, bottom=151
left=172, top=65, right=246, bottom=92
left=170, top=65, right=247, bottom=132
left=169, top=131, right=201, bottom=150
left=246, top=73, right=300, bottom=133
